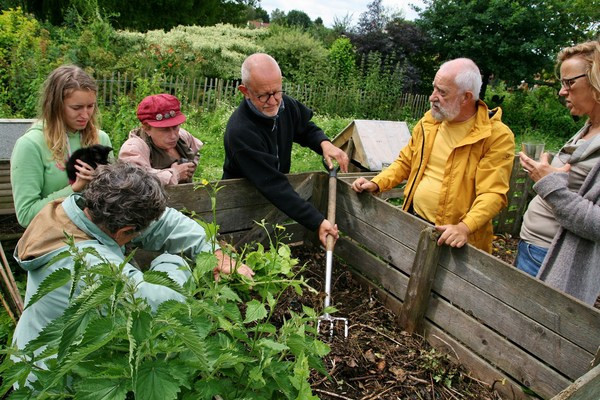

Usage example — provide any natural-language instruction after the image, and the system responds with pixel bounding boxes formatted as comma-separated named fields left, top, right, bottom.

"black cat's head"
left=85, top=145, right=112, bottom=166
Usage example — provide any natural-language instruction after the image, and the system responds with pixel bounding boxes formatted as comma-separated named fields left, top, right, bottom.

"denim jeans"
left=514, top=240, right=549, bottom=277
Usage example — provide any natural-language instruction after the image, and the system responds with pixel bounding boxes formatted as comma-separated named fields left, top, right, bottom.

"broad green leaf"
left=258, top=338, right=289, bottom=353
left=195, top=252, right=218, bottom=276
left=264, top=361, right=295, bottom=399
left=222, top=301, right=242, bottom=324
left=255, top=323, right=277, bottom=334
left=143, top=270, right=184, bottom=295
left=4, top=386, right=34, bottom=399
left=170, top=322, right=209, bottom=370
left=131, top=310, right=152, bottom=344
left=277, top=245, right=291, bottom=259
left=25, top=268, right=71, bottom=309
left=301, top=305, right=316, bottom=318
left=73, top=378, right=129, bottom=400
left=0, top=360, right=31, bottom=397
left=310, top=339, right=330, bottom=357
left=244, top=299, right=267, bottom=323
left=135, top=361, right=181, bottom=400
left=194, top=379, right=232, bottom=399
left=219, top=286, right=241, bottom=303
left=79, top=317, right=114, bottom=348
left=248, top=365, right=266, bottom=386
left=286, top=334, right=308, bottom=357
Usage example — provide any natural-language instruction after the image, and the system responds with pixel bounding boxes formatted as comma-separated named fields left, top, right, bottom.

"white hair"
left=441, top=58, right=482, bottom=100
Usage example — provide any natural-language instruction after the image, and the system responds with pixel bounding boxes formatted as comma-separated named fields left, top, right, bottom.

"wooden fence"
left=95, top=73, right=430, bottom=119
left=159, top=173, right=600, bottom=400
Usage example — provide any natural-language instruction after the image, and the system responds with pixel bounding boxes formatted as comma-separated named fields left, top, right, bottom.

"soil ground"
left=283, top=245, right=508, bottom=400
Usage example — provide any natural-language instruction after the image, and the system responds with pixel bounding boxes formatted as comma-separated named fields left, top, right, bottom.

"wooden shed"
left=0, top=119, right=35, bottom=215
left=332, top=119, right=411, bottom=172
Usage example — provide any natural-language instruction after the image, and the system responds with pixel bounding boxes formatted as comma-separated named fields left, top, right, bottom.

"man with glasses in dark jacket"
left=223, top=53, right=349, bottom=247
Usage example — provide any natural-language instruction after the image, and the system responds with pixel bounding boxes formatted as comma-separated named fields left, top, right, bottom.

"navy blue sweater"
left=223, top=95, right=329, bottom=231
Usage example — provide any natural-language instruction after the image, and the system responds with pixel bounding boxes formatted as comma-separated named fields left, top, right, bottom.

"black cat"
left=66, top=144, right=112, bottom=182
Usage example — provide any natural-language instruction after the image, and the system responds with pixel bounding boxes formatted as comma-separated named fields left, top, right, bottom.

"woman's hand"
left=171, top=161, right=197, bottom=183
left=519, top=152, right=570, bottom=182
left=71, top=159, right=96, bottom=192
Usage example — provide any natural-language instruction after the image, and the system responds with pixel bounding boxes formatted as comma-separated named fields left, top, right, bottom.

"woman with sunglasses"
left=516, top=40, right=600, bottom=304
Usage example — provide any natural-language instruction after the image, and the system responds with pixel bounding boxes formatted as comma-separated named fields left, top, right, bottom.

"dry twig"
left=313, top=388, right=355, bottom=400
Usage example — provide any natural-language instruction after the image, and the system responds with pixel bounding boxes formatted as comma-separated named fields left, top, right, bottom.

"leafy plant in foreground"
left=0, top=181, right=329, bottom=399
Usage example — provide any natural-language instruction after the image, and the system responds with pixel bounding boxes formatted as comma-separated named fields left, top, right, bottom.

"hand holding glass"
left=521, top=142, right=545, bottom=160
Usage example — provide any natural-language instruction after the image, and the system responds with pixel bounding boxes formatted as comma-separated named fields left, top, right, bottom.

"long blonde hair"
left=557, top=40, right=600, bottom=104
left=40, top=65, right=100, bottom=163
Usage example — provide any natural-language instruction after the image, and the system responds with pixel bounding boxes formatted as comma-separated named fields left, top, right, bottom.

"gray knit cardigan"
left=535, top=157, right=600, bottom=305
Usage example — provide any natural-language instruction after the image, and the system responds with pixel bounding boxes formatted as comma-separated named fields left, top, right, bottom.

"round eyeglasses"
left=251, top=90, right=285, bottom=103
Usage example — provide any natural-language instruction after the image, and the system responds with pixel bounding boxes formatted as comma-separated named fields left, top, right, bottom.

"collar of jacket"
left=62, top=194, right=126, bottom=259
left=422, top=100, right=500, bottom=147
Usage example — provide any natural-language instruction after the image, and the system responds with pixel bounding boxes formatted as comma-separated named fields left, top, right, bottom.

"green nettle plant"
left=0, top=181, right=330, bottom=399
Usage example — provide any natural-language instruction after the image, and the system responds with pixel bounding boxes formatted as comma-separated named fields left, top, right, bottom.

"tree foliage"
left=10, top=0, right=260, bottom=30
left=415, top=0, right=600, bottom=97
left=348, top=0, right=429, bottom=92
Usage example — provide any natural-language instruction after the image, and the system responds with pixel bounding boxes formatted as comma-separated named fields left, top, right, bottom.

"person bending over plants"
left=10, top=162, right=254, bottom=386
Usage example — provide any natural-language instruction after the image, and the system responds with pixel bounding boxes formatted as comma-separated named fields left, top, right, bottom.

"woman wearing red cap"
left=119, top=94, right=203, bottom=185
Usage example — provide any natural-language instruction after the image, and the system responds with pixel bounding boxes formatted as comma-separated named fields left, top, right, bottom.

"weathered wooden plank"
left=399, top=227, right=441, bottom=334
left=552, top=363, right=600, bottom=400
left=336, top=206, right=416, bottom=275
left=236, top=175, right=315, bottom=248
left=220, top=221, right=307, bottom=249
left=165, top=173, right=318, bottom=213
left=333, top=238, right=531, bottom=400
left=334, top=236, right=408, bottom=301
left=336, top=180, right=424, bottom=252
left=337, top=233, right=571, bottom=397
left=315, top=191, right=593, bottom=381
left=438, top=247, right=600, bottom=354
left=426, top=289, right=572, bottom=398
left=434, top=263, right=593, bottom=380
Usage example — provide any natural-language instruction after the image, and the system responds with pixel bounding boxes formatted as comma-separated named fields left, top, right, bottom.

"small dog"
left=66, top=144, right=112, bottom=183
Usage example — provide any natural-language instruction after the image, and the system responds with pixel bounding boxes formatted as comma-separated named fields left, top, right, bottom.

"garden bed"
left=286, top=245, right=501, bottom=399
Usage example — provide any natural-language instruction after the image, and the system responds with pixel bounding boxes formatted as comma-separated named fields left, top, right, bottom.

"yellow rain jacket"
left=372, top=101, right=515, bottom=252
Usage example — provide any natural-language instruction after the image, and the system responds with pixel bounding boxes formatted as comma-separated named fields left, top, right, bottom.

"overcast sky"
left=259, top=0, right=427, bottom=27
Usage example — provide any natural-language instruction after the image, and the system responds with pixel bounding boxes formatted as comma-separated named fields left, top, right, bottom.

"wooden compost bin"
left=166, top=172, right=600, bottom=400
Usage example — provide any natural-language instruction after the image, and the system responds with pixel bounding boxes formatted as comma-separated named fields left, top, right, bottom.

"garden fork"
left=317, top=159, right=348, bottom=339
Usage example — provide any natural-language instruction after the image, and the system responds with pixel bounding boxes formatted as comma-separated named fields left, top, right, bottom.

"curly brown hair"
left=83, top=163, right=167, bottom=234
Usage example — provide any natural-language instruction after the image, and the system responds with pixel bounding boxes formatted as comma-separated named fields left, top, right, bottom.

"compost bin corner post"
left=398, top=227, right=441, bottom=335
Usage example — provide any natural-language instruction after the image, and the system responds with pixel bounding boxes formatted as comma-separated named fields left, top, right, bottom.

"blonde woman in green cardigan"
left=10, top=65, right=112, bottom=227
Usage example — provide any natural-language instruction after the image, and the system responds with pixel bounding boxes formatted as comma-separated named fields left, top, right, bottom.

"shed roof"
left=332, top=119, right=411, bottom=171
left=0, top=119, right=35, bottom=160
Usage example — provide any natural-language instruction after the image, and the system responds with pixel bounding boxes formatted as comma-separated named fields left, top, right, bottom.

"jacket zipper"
left=272, top=118, right=280, bottom=170
left=403, top=120, right=426, bottom=211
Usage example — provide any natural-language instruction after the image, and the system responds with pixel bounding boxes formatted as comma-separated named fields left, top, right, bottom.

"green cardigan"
left=10, top=121, right=112, bottom=227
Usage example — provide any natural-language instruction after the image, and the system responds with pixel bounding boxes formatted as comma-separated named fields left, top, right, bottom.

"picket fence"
left=95, top=73, right=430, bottom=118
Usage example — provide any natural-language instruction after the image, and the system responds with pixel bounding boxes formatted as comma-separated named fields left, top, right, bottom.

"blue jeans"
left=514, top=240, right=549, bottom=277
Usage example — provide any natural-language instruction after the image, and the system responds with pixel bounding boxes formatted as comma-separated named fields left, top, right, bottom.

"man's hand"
left=213, top=249, right=255, bottom=281
left=435, top=222, right=470, bottom=248
left=321, top=141, right=349, bottom=173
left=519, top=152, right=570, bottom=183
left=318, top=219, right=339, bottom=248
left=351, top=177, right=379, bottom=193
